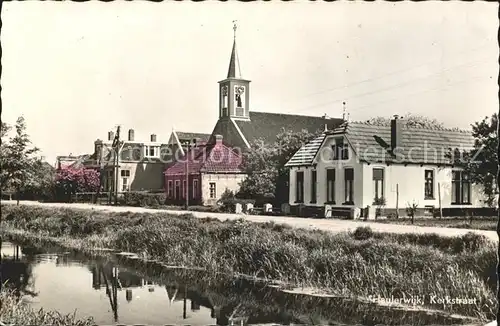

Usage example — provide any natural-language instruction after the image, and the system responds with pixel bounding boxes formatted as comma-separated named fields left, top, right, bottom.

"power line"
left=287, top=40, right=492, bottom=101
left=296, top=57, right=490, bottom=112
left=346, top=74, right=490, bottom=116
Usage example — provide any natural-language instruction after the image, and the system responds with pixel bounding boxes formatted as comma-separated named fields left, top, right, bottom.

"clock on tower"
left=217, top=21, right=251, bottom=121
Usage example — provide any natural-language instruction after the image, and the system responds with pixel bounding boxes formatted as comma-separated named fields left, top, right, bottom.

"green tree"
left=451, top=113, right=498, bottom=207
left=237, top=128, right=319, bottom=204
left=0, top=117, right=40, bottom=204
left=366, top=113, right=445, bottom=128
left=21, top=160, right=56, bottom=201
left=1, top=122, right=14, bottom=188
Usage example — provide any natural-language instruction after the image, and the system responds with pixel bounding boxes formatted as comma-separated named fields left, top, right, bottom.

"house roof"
left=65, top=154, right=92, bottom=169
left=285, top=121, right=474, bottom=167
left=164, top=141, right=243, bottom=175
left=234, top=112, right=343, bottom=145
left=176, top=132, right=211, bottom=141
left=284, top=134, right=328, bottom=167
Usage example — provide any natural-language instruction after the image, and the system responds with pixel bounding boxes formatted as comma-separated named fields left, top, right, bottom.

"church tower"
left=218, top=21, right=251, bottom=121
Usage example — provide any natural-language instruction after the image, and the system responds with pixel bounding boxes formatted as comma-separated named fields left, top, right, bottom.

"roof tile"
left=286, top=121, right=474, bottom=167
left=234, top=112, right=343, bottom=145
left=165, top=142, right=243, bottom=175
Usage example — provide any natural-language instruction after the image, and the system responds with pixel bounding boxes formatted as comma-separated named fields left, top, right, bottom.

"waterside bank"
left=1, top=204, right=497, bottom=323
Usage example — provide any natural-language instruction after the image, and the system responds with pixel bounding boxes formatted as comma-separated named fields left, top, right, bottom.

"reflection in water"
left=1, top=243, right=37, bottom=299
left=1, top=240, right=475, bottom=326
left=1, top=241, right=299, bottom=325
left=88, top=262, right=259, bottom=325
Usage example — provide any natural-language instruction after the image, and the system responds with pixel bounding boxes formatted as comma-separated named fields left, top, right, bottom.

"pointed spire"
left=227, top=20, right=242, bottom=79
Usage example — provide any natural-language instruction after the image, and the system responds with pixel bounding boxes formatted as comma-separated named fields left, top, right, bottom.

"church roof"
left=234, top=112, right=344, bottom=145
left=227, top=39, right=240, bottom=78
left=285, top=121, right=474, bottom=167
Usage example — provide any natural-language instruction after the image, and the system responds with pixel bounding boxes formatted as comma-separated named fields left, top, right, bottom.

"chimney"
left=391, top=115, right=403, bottom=151
left=128, top=129, right=135, bottom=141
left=108, top=131, right=115, bottom=141
left=150, top=134, right=157, bottom=142
left=215, top=134, right=223, bottom=145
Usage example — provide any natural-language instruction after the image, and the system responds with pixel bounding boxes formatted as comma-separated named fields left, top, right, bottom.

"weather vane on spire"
left=232, top=20, right=238, bottom=39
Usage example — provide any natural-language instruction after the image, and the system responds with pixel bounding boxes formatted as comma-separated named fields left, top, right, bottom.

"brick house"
left=164, top=134, right=245, bottom=206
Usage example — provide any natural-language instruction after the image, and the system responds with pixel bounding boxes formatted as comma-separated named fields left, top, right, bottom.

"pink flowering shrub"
left=55, top=168, right=100, bottom=198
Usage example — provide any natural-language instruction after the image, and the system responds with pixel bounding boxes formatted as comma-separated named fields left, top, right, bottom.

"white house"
left=285, top=116, right=487, bottom=218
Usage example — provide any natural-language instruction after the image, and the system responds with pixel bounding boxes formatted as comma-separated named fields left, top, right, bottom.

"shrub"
left=374, top=197, right=387, bottom=219
left=188, top=205, right=221, bottom=213
left=406, top=200, right=419, bottom=224
left=123, top=191, right=166, bottom=207
left=352, top=226, right=374, bottom=240
left=54, top=168, right=100, bottom=202
left=217, top=188, right=256, bottom=213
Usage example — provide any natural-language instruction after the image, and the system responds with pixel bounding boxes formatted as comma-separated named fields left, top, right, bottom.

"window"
left=424, top=170, right=434, bottom=199
left=373, top=168, right=384, bottom=201
left=222, top=86, right=228, bottom=111
left=144, top=146, right=159, bottom=158
left=310, top=170, right=317, bottom=203
left=175, top=180, right=180, bottom=200
left=209, top=182, right=216, bottom=199
left=326, top=169, right=335, bottom=203
left=344, top=168, right=354, bottom=204
left=452, top=171, right=471, bottom=204
left=167, top=180, right=173, bottom=198
left=332, top=138, right=349, bottom=160
left=120, top=170, right=130, bottom=177
left=122, top=177, right=129, bottom=191
left=182, top=180, right=187, bottom=199
left=296, top=171, right=304, bottom=203
left=193, top=179, right=198, bottom=199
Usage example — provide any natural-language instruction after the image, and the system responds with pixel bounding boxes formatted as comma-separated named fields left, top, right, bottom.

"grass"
left=361, top=216, right=497, bottom=231
left=1, top=204, right=497, bottom=322
left=0, top=287, right=95, bottom=326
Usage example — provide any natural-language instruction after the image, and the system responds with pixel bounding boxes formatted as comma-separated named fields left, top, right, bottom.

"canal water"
left=0, top=240, right=315, bottom=325
left=0, top=240, right=477, bottom=326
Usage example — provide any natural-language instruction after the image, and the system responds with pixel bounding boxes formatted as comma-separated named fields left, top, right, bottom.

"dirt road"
left=2, top=200, right=498, bottom=242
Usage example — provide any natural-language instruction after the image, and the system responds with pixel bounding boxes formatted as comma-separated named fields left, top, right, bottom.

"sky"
left=2, top=1, right=498, bottom=164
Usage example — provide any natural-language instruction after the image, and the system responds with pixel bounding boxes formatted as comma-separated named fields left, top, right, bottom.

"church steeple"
left=227, top=21, right=241, bottom=79
left=218, top=21, right=251, bottom=121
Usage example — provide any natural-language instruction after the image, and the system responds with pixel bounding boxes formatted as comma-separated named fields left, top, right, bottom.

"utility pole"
left=185, top=142, right=190, bottom=210
left=95, top=140, right=105, bottom=205
left=113, top=126, right=121, bottom=206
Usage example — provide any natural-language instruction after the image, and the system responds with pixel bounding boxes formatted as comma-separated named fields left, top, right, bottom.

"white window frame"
left=372, top=167, right=385, bottom=202
left=122, top=177, right=129, bottom=191
left=209, top=182, right=216, bottom=199
left=144, top=145, right=159, bottom=158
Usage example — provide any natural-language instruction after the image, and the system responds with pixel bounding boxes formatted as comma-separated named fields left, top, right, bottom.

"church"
left=163, top=23, right=344, bottom=205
